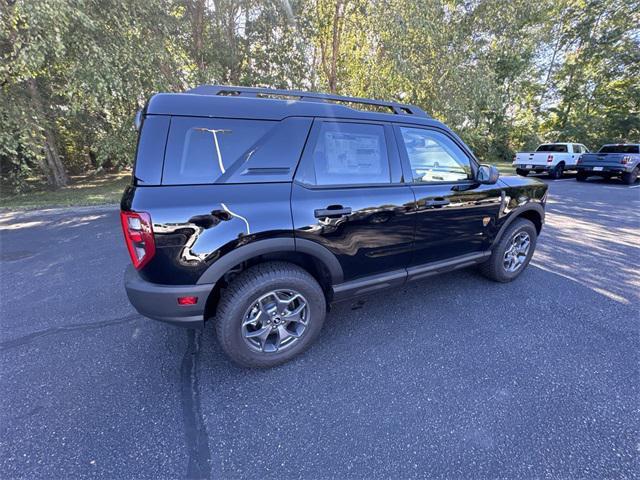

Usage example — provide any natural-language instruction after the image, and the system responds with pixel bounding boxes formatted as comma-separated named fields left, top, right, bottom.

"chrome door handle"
left=425, top=199, right=450, bottom=207
left=314, top=206, right=352, bottom=218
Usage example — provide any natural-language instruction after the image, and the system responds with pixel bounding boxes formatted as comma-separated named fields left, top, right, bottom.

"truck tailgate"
left=516, top=152, right=555, bottom=166
left=579, top=153, right=626, bottom=167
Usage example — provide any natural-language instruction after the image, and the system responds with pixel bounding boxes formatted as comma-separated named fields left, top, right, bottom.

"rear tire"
left=479, top=218, right=537, bottom=283
left=215, top=262, right=326, bottom=368
left=549, top=163, right=564, bottom=179
left=576, top=171, right=589, bottom=182
left=621, top=167, right=639, bottom=185
left=515, top=168, right=529, bottom=177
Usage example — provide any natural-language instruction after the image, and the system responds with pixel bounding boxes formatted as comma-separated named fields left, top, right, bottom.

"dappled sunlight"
left=0, top=211, right=21, bottom=224
left=0, top=220, right=45, bottom=231
left=0, top=213, right=108, bottom=233
left=534, top=188, right=640, bottom=305
left=55, top=215, right=107, bottom=228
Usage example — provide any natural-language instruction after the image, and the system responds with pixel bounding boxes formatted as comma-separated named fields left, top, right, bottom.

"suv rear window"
left=162, top=117, right=275, bottom=184
left=536, top=144, right=568, bottom=153
left=598, top=145, right=639, bottom=154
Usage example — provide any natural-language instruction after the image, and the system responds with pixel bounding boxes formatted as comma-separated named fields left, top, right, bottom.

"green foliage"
left=1, top=0, right=638, bottom=193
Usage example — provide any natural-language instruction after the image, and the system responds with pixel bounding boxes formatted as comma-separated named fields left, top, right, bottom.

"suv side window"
left=573, top=144, right=582, bottom=154
left=296, top=122, right=391, bottom=186
left=398, top=127, right=472, bottom=183
left=163, top=117, right=274, bottom=185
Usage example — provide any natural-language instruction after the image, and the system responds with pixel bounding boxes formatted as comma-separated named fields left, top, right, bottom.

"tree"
left=1, top=0, right=638, bottom=193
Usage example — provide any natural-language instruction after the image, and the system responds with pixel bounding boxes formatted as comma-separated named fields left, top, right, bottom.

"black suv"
left=122, top=86, right=547, bottom=367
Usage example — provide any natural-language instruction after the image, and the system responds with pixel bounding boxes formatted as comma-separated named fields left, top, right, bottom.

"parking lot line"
left=602, top=185, right=640, bottom=190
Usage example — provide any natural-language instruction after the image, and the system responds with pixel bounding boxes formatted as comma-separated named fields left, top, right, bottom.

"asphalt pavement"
left=1, top=175, right=639, bottom=479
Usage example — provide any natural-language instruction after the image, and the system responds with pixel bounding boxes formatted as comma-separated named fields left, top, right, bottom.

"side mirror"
left=477, top=164, right=500, bottom=184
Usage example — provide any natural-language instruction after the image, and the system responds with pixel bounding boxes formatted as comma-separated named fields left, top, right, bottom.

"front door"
left=394, top=125, right=503, bottom=266
left=291, top=120, right=415, bottom=282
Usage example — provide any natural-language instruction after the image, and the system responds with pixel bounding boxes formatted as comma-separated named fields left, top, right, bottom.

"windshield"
left=536, top=144, right=568, bottom=152
left=598, top=145, right=639, bottom=154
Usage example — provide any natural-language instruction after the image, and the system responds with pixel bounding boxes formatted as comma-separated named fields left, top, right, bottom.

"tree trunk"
left=27, top=79, right=68, bottom=189
left=318, top=0, right=347, bottom=94
left=226, top=4, right=241, bottom=84
left=190, top=0, right=206, bottom=83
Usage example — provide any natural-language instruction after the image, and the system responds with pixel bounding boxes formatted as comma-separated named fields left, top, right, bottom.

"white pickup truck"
left=513, top=143, right=589, bottom=179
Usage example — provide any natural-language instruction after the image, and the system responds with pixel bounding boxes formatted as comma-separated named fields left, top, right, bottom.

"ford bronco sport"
left=122, top=86, right=548, bottom=367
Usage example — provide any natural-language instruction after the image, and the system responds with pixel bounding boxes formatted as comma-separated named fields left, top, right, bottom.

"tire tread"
left=479, top=218, right=537, bottom=283
left=215, top=261, right=325, bottom=368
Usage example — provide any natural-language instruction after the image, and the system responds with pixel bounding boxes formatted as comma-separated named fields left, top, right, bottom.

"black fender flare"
left=196, top=237, right=343, bottom=285
left=493, top=203, right=545, bottom=247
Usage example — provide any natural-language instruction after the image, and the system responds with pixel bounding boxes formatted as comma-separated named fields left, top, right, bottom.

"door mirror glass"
left=477, top=164, right=500, bottom=184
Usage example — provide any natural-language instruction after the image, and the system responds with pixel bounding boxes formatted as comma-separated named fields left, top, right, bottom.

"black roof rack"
left=187, top=85, right=429, bottom=117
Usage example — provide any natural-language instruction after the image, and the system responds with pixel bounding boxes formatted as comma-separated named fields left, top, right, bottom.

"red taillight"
left=547, top=155, right=554, bottom=163
left=621, top=155, right=631, bottom=164
left=577, top=155, right=582, bottom=164
left=120, top=211, right=155, bottom=270
left=177, top=296, right=198, bottom=306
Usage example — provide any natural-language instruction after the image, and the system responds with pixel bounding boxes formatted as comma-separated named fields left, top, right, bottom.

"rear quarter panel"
left=121, top=183, right=293, bottom=284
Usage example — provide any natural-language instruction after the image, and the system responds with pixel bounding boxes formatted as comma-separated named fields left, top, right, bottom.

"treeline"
left=1, top=0, right=638, bottom=192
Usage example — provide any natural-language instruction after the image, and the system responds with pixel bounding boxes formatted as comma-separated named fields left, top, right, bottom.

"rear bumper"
left=576, top=165, right=628, bottom=174
left=514, top=164, right=553, bottom=172
left=124, top=266, right=212, bottom=328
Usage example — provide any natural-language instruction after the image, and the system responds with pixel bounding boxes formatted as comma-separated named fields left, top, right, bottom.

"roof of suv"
left=146, top=85, right=447, bottom=129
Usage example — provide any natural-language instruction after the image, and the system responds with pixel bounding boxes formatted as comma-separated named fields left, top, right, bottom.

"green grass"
left=0, top=172, right=131, bottom=210
left=492, top=161, right=516, bottom=175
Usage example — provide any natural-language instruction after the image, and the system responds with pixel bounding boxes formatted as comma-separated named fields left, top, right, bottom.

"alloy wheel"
left=503, top=231, right=531, bottom=273
left=241, top=289, right=309, bottom=353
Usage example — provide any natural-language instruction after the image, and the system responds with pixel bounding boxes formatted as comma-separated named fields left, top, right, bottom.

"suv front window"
left=399, top=127, right=471, bottom=183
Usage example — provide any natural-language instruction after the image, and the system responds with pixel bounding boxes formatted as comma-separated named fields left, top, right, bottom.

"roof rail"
left=186, top=85, right=429, bottom=117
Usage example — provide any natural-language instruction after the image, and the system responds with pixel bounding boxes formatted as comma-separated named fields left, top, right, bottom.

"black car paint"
left=122, top=182, right=294, bottom=285
left=122, top=90, right=547, bottom=327
left=291, top=182, right=417, bottom=281
left=409, top=182, right=504, bottom=265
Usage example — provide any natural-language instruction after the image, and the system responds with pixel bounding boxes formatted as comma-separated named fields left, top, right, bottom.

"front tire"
left=621, top=167, right=639, bottom=185
left=515, top=168, right=529, bottom=177
left=215, top=262, right=326, bottom=368
left=479, top=218, right=537, bottom=283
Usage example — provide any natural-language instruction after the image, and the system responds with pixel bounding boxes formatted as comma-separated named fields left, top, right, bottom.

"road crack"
left=181, top=329, right=212, bottom=479
left=0, top=314, right=139, bottom=351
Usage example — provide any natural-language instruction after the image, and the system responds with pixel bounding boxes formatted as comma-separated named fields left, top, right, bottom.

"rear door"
left=567, top=144, right=582, bottom=166
left=291, top=120, right=415, bottom=282
left=394, top=125, right=503, bottom=266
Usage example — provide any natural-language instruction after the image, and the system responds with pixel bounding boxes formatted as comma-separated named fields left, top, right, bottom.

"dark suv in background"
left=121, top=86, right=548, bottom=367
